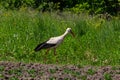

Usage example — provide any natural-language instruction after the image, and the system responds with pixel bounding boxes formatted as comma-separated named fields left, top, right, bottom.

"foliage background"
left=0, top=0, right=120, bottom=15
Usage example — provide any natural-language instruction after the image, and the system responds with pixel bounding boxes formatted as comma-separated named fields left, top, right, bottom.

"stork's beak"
left=70, top=30, right=75, bottom=37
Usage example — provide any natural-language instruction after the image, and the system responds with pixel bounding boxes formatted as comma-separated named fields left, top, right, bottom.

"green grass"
left=0, top=9, right=120, bottom=66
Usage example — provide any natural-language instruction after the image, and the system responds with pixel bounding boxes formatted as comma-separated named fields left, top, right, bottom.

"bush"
left=0, top=0, right=119, bottom=15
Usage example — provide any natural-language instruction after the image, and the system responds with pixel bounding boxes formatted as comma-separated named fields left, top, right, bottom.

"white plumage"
left=34, top=28, right=75, bottom=55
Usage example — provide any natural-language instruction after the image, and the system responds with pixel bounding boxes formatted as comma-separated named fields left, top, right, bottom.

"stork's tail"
left=34, top=42, right=46, bottom=52
left=34, top=41, right=56, bottom=52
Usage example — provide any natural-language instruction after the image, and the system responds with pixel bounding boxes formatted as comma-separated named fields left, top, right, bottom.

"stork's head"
left=66, top=28, right=75, bottom=37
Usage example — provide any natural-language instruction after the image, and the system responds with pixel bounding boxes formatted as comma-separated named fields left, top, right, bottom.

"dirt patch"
left=0, top=61, right=120, bottom=80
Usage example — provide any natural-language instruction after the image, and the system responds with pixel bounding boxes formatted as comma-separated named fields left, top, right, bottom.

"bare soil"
left=0, top=61, right=120, bottom=80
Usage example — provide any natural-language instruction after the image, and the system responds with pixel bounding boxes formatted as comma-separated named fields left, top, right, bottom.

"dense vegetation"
left=0, top=0, right=120, bottom=15
left=0, top=1, right=119, bottom=79
left=0, top=10, right=120, bottom=66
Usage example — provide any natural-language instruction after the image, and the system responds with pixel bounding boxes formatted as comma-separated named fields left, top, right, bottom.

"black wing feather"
left=34, top=41, right=56, bottom=52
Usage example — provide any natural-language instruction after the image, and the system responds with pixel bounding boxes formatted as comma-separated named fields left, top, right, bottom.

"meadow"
left=0, top=9, right=120, bottom=66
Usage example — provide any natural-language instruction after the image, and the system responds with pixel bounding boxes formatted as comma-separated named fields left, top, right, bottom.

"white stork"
left=34, top=28, right=75, bottom=55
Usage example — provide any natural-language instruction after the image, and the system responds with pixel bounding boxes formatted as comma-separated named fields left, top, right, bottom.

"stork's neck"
left=61, top=31, right=69, bottom=38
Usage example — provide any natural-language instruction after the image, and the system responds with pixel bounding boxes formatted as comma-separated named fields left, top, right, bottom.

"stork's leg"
left=54, top=48, right=58, bottom=63
left=45, top=48, right=50, bottom=55
left=54, top=48, right=56, bottom=56
left=44, top=48, right=50, bottom=63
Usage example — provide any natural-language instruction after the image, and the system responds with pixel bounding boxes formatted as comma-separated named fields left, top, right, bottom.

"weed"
left=27, top=69, right=36, bottom=78
left=63, top=68, right=71, bottom=74
left=0, top=74, right=4, bottom=79
left=87, top=68, right=96, bottom=75
left=49, top=69, right=57, bottom=74
left=81, top=75, right=87, bottom=80
left=63, top=68, right=80, bottom=77
left=0, top=66, right=4, bottom=72
left=49, top=77, right=56, bottom=80
left=10, top=77, right=19, bottom=80
left=104, top=73, right=112, bottom=80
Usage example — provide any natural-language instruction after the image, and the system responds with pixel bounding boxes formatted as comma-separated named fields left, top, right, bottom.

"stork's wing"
left=46, top=37, right=60, bottom=44
left=34, top=41, right=56, bottom=52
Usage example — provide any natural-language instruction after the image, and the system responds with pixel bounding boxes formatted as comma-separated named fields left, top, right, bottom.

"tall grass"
left=0, top=10, right=120, bottom=66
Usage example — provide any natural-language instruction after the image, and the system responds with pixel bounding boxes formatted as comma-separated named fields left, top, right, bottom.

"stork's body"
left=34, top=28, right=74, bottom=55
